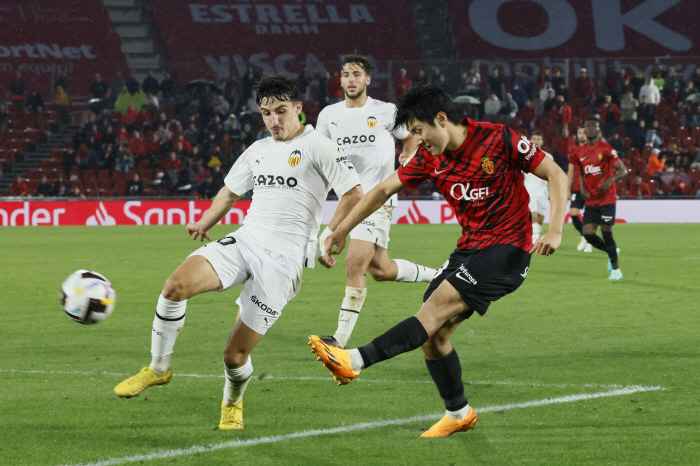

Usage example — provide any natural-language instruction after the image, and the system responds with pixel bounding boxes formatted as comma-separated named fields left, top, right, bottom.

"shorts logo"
left=481, top=156, right=495, bottom=174
left=521, top=267, right=529, bottom=278
left=367, top=116, right=377, bottom=128
left=601, top=215, right=613, bottom=221
left=217, top=236, right=236, bottom=246
left=251, top=295, right=277, bottom=316
left=289, top=149, right=301, bottom=167
left=455, top=265, right=477, bottom=285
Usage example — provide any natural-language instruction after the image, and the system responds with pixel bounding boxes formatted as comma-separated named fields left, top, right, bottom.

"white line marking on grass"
left=56, top=385, right=662, bottom=466
left=0, top=368, right=628, bottom=389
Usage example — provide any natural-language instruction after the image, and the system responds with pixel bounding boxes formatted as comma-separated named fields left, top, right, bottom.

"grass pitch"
left=1, top=223, right=699, bottom=465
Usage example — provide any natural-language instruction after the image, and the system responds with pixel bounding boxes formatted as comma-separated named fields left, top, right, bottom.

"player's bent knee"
left=223, top=350, right=248, bottom=369
left=162, top=275, right=188, bottom=302
left=368, top=266, right=391, bottom=282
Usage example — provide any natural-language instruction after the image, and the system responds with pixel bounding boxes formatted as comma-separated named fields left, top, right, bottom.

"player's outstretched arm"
left=325, top=172, right=405, bottom=256
left=187, top=186, right=241, bottom=242
left=531, top=157, right=567, bottom=256
left=317, top=185, right=363, bottom=268
left=567, top=163, right=576, bottom=198
left=398, top=134, right=419, bottom=165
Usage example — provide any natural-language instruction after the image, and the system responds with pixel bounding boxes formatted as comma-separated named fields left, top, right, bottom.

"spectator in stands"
left=663, top=67, right=682, bottom=95
left=56, top=72, right=71, bottom=96
left=317, top=71, right=330, bottom=109
left=461, top=66, right=481, bottom=93
left=125, top=73, right=140, bottom=95
left=126, top=173, right=144, bottom=196
left=483, top=92, right=500, bottom=119
left=629, top=174, right=651, bottom=198
left=554, top=127, right=575, bottom=162
left=543, top=88, right=557, bottom=115
left=163, top=151, right=181, bottom=171
left=667, top=87, right=682, bottom=106
left=297, top=65, right=311, bottom=102
left=116, top=145, right=134, bottom=174
left=629, top=119, right=646, bottom=149
left=210, top=163, right=225, bottom=190
left=412, top=69, right=428, bottom=87
left=142, top=70, right=160, bottom=96
left=54, top=86, right=72, bottom=123
left=161, top=73, right=176, bottom=101
left=62, top=147, right=77, bottom=174
left=648, top=148, right=666, bottom=176
left=431, top=66, right=446, bottom=90
left=637, top=95, right=656, bottom=126
left=551, top=68, right=567, bottom=99
left=608, top=132, right=626, bottom=158
left=241, top=66, right=260, bottom=100
left=10, top=175, right=27, bottom=197
left=599, top=95, right=621, bottom=137
left=574, top=68, right=596, bottom=102
left=329, top=70, right=343, bottom=103
left=538, top=67, right=551, bottom=90
left=91, top=73, right=110, bottom=100
left=152, top=169, right=174, bottom=194
left=102, top=145, right=117, bottom=173
left=603, top=67, right=623, bottom=105
left=510, top=82, right=528, bottom=108
left=145, top=92, right=159, bottom=111
left=35, top=175, right=53, bottom=197
left=394, top=68, right=411, bottom=100
left=197, top=173, right=217, bottom=200
left=498, top=93, right=518, bottom=119
left=10, top=71, right=25, bottom=108
left=551, top=94, right=572, bottom=135
left=620, top=91, right=639, bottom=137
left=0, top=104, right=9, bottom=131
left=630, top=71, right=645, bottom=97
left=646, top=125, right=663, bottom=147
left=110, top=71, right=125, bottom=102
left=682, top=80, right=698, bottom=101
left=128, top=131, right=146, bottom=159
left=668, top=172, right=688, bottom=195
left=520, top=99, right=538, bottom=130
left=67, top=186, right=86, bottom=199
left=640, top=76, right=661, bottom=105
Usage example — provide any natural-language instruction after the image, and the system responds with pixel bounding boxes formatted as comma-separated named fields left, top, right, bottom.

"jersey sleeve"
left=313, top=137, right=360, bottom=196
left=568, top=152, right=579, bottom=168
left=224, top=149, right=253, bottom=196
left=315, top=108, right=331, bottom=139
left=387, top=103, right=410, bottom=139
left=397, top=148, right=430, bottom=188
left=502, top=126, right=546, bottom=174
left=606, top=146, right=620, bottom=163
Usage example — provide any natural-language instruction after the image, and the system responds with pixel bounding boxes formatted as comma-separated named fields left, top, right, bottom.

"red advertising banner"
left=0, top=1, right=129, bottom=99
left=2, top=199, right=698, bottom=226
left=148, top=0, right=420, bottom=86
left=448, top=0, right=699, bottom=59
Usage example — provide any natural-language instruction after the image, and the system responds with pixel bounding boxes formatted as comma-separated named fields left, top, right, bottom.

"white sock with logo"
left=223, top=356, right=253, bottom=406
left=446, top=404, right=471, bottom=420
left=532, top=223, right=542, bottom=241
left=150, top=293, right=186, bottom=374
left=393, top=259, right=437, bottom=283
left=333, top=287, right=367, bottom=348
left=348, top=348, right=365, bottom=372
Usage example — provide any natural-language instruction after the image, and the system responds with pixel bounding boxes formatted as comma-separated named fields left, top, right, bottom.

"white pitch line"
left=57, top=385, right=662, bottom=466
left=0, top=368, right=628, bottom=389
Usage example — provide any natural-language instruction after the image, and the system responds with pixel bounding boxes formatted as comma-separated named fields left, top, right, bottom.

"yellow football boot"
left=420, top=407, right=478, bottom=438
left=219, top=401, right=244, bottom=430
left=308, top=335, right=359, bottom=385
left=114, top=366, right=172, bottom=398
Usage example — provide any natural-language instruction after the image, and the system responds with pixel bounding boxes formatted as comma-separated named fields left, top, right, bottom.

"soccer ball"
left=61, top=270, right=116, bottom=324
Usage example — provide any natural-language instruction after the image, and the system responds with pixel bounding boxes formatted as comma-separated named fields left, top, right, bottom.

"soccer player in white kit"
left=524, top=131, right=554, bottom=242
left=315, top=54, right=437, bottom=349
left=114, top=75, right=363, bottom=430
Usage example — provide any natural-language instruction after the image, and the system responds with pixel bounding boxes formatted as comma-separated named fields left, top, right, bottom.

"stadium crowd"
left=3, top=62, right=700, bottom=199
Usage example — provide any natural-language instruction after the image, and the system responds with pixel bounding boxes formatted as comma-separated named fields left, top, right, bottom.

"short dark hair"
left=254, top=74, right=300, bottom=106
left=395, top=84, right=462, bottom=128
left=531, top=131, right=543, bottom=138
left=341, top=54, right=373, bottom=75
left=584, top=115, right=601, bottom=125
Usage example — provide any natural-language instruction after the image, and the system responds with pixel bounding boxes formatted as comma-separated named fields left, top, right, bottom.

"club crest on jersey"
left=366, top=116, right=377, bottom=128
left=481, top=156, right=495, bottom=174
left=289, top=149, right=301, bottom=167
left=598, top=153, right=603, bottom=160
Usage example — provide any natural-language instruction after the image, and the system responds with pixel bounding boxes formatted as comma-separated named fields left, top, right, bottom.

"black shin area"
left=571, top=215, right=583, bottom=235
left=583, top=233, right=606, bottom=251
left=602, top=230, right=619, bottom=269
left=357, top=316, right=429, bottom=369
left=425, top=349, right=467, bottom=411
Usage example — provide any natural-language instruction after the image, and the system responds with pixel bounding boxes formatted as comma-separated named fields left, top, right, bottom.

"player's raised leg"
left=114, top=255, right=223, bottom=397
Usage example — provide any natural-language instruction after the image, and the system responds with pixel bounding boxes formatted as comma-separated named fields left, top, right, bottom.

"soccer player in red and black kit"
left=568, top=126, right=589, bottom=251
left=572, top=116, right=628, bottom=280
left=308, top=85, right=568, bottom=437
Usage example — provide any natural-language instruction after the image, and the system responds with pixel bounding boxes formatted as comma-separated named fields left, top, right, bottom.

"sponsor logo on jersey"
left=584, top=164, right=602, bottom=175
left=289, top=149, right=301, bottom=167
left=367, top=116, right=377, bottom=128
left=253, top=174, right=298, bottom=188
left=449, top=182, right=491, bottom=201
left=455, top=265, right=477, bottom=285
left=251, top=295, right=277, bottom=316
left=481, top=156, right=495, bottom=174
left=336, top=134, right=376, bottom=146
left=517, top=135, right=538, bottom=160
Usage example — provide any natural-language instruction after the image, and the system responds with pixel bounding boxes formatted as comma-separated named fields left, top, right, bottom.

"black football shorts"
left=570, top=190, right=585, bottom=210
left=583, top=203, right=616, bottom=226
left=424, top=244, right=532, bottom=319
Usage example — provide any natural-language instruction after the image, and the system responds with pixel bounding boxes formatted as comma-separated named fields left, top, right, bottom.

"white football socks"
left=348, top=348, right=365, bottom=372
left=223, top=356, right=253, bottom=406
left=150, top=293, right=186, bottom=374
left=393, top=259, right=436, bottom=283
left=333, top=286, right=367, bottom=348
left=446, top=404, right=471, bottom=420
left=532, top=223, right=542, bottom=241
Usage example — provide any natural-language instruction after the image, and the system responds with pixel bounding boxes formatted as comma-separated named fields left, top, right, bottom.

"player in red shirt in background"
left=572, top=116, right=628, bottom=280
left=568, top=126, right=590, bottom=251
left=629, top=174, right=651, bottom=198
left=309, top=85, right=568, bottom=438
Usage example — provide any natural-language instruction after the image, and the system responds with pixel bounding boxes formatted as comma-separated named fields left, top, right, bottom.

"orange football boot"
left=308, top=334, right=359, bottom=385
left=420, top=406, right=478, bottom=438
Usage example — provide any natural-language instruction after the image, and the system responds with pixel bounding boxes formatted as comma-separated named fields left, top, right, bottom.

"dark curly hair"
left=395, top=84, right=461, bottom=129
left=341, top=54, right=374, bottom=75
left=254, top=74, right=300, bottom=106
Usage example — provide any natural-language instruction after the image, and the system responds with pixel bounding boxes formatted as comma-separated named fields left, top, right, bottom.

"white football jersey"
left=225, top=125, right=360, bottom=262
left=316, top=97, right=409, bottom=206
left=524, top=150, right=554, bottom=196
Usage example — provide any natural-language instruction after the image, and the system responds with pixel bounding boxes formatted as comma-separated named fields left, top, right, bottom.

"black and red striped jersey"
left=571, top=139, right=619, bottom=206
left=568, top=145, right=584, bottom=191
left=397, top=118, right=545, bottom=251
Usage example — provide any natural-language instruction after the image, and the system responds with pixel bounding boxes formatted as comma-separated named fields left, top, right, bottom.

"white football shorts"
left=189, top=227, right=302, bottom=335
left=528, top=189, right=549, bottom=216
left=349, top=205, right=394, bottom=250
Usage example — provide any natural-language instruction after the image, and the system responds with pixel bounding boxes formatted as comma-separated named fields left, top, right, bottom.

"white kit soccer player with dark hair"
left=114, top=75, right=363, bottom=430
left=523, top=131, right=554, bottom=243
left=315, top=54, right=436, bottom=349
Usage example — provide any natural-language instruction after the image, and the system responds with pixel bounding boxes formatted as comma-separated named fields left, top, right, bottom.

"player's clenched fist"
left=531, top=231, right=561, bottom=256
left=325, top=231, right=347, bottom=256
